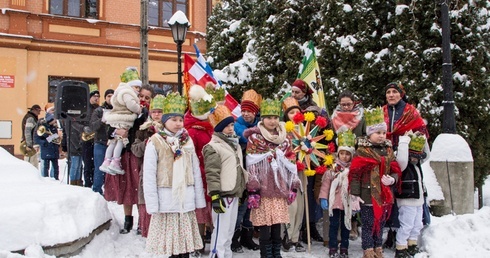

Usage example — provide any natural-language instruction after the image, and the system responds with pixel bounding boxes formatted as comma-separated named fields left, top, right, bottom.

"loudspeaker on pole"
left=54, top=80, right=90, bottom=122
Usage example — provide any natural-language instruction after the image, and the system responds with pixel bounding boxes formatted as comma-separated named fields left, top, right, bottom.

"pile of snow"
left=0, top=148, right=111, bottom=252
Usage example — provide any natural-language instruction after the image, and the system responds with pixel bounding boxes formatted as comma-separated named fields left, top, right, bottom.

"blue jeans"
left=92, top=143, right=107, bottom=195
left=235, top=199, right=253, bottom=230
left=329, top=209, right=350, bottom=249
left=69, top=155, right=83, bottom=182
left=40, top=159, right=55, bottom=178
left=42, top=158, right=59, bottom=180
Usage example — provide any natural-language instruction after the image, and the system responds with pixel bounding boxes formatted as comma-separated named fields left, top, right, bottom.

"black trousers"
left=82, top=141, right=95, bottom=188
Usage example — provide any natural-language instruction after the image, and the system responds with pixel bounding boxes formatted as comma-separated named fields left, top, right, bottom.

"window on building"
left=150, top=82, right=177, bottom=96
left=148, top=0, right=188, bottom=27
left=49, top=0, right=99, bottom=19
left=48, top=76, right=98, bottom=103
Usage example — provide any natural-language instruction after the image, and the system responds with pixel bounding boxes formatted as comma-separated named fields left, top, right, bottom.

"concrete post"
left=430, top=134, right=474, bottom=216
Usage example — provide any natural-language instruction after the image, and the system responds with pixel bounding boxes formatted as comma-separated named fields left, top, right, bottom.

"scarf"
left=158, top=128, right=191, bottom=210
left=383, top=103, right=428, bottom=147
left=257, top=121, right=287, bottom=144
left=331, top=105, right=363, bottom=133
left=349, top=139, right=401, bottom=234
left=328, top=162, right=352, bottom=230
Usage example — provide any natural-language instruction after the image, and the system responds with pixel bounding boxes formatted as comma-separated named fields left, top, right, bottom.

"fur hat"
left=365, top=107, right=387, bottom=136
left=292, top=79, right=313, bottom=95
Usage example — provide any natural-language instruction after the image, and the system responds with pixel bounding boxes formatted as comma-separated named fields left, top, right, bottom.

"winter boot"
left=294, top=242, right=305, bottom=252
left=374, top=247, right=384, bottom=258
left=382, top=228, right=396, bottom=249
left=395, top=248, right=411, bottom=258
left=281, top=236, right=292, bottom=252
left=180, top=253, right=190, bottom=258
left=259, top=240, right=273, bottom=258
left=231, top=229, right=244, bottom=253
left=362, top=248, right=376, bottom=258
left=109, top=157, right=125, bottom=175
left=99, top=158, right=113, bottom=174
left=407, top=240, right=420, bottom=256
left=329, top=248, right=339, bottom=258
left=240, top=227, right=259, bottom=250
left=272, top=243, right=282, bottom=258
left=309, top=222, right=324, bottom=242
left=349, top=220, right=359, bottom=240
left=120, top=215, right=133, bottom=234
left=339, top=248, right=349, bottom=258
left=69, top=180, right=81, bottom=186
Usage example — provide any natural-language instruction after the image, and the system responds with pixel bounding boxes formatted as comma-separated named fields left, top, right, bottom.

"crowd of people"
left=20, top=67, right=431, bottom=258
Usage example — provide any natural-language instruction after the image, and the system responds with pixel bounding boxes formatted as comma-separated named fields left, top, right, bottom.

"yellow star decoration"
left=290, top=112, right=330, bottom=176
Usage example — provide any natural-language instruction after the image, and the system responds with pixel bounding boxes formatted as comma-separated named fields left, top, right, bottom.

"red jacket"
left=184, top=111, right=214, bottom=202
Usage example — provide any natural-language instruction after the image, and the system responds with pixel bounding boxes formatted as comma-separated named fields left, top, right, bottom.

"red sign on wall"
left=0, top=75, right=15, bottom=88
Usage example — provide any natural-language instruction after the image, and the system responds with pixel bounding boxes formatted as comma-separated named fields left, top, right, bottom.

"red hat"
left=292, top=79, right=313, bottom=95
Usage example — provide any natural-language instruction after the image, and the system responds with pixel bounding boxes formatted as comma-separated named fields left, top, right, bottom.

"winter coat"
left=318, top=161, right=350, bottom=211
left=90, top=101, right=113, bottom=145
left=143, top=130, right=206, bottom=214
left=184, top=111, right=214, bottom=202
left=244, top=124, right=300, bottom=198
left=34, top=122, right=59, bottom=160
left=234, top=115, right=259, bottom=146
left=298, top=96, right=318, bottom=112
left=105, top=83, right=141, bottom=129
left=22, top=111, right=38, bottom=147
left=203, top=133, right=248, bottom=198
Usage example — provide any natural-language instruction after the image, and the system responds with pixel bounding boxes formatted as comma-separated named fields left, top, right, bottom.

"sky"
left=0, top=133, right=489, bottom=258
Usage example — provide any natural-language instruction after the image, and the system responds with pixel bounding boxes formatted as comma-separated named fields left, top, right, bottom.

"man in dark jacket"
left=90, top=89, right=114, bottom=194
left=21, top=104, right=42, bottom=168
left=81, top=86, right=100, bottom=188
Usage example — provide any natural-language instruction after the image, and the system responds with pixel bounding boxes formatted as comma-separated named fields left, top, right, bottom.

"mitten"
left=320, top=198, right=329, bottom=210
left=351, top=196, right=362, bottom=214
left=398, top=135, right=411, bottom=145
left=287, top=190, right=297, bottom=205
left=211, top=194, right=226, bottom=214
left=381, top=175, right=395, bottom=186
left=247, top=191, right=261, bottom=209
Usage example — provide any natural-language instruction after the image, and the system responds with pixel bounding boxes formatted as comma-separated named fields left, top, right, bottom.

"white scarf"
left=328, top=165, right=352, bottom=230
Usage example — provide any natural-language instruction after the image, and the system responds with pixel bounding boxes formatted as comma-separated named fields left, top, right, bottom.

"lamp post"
left=168, top=11, right=190, bottom=95
left=440, top=0, right=456, bottom=133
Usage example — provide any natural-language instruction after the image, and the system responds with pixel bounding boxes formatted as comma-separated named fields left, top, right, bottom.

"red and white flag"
left=184, top=54, right=241, bottom=117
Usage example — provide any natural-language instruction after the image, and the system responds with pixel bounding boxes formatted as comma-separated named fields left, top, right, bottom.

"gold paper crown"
left=209, top=104, right=233, bottom=128
left=408, top=132, right=427, bottom=152
left=162, top=92, right=187, bottom=115
left=241, top=89, right=262, bottom=106
left=150, top=94, right=165, bottom=110
left=282, top=97, right=300, bottom=112
left=205, top=83, right=225, bottom=104
left=364, top=107, right=385, bottom=126
left=338, top=130, right=356, bottom=147
left=260, top=99, right=282, bottom=117
left=89, top=84, right=99, bottom=94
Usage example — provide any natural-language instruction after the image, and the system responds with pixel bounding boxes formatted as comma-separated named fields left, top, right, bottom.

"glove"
left=398, top=135, right=411, bottom=145
left=247, top=191, right=261, bottom=209
left=351, top=196, right=362, bottom=214
left=287, top=190, right=297, bottom=205
left=211, top=194, right=226, bottom=214
left=381, top=175, right=395, bottom=186
left=320, top=198, right=329, bottom=210
left=83, top=126, right=92, bottom=134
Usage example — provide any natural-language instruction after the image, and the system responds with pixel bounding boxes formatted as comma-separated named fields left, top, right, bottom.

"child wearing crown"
left=348, top=107, right=402, bottom=258
left=101, top=67, right=142, bottom=175
left=318, top=131, right=360, bottom=258
left=143, top=93, right=206, bottom=257
left=243, top=99, right=301, bottom=258
left=394, top=131, right=430, bottom=258
left=203, top=104, right=248, bottom=258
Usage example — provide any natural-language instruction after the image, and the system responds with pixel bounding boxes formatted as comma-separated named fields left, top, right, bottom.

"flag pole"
left=303, top=172, right=311, bottom=253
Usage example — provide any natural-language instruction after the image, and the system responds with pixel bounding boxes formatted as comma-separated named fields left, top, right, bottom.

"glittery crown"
left=162, top=92, right=187, bottom=115
left=282, top=97, right=300, bottom=112
left=364, top=107, right=385, bottom=127
left=260, top=99, right=282, bottom=117
left=408, top=131, right=427, bottom=152
left=209, top=104, right=233, bottom=128
left=338, top=130, right=356, bottom=147
left=150, top=94, right=165, bottom=110
left=205, top=83, right=225, bottom=104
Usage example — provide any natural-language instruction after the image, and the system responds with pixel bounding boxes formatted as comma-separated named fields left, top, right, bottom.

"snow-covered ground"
left=1, top=138, right=489, bottom=258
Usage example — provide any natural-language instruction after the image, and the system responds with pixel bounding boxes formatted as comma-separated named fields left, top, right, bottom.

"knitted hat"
left=292, top=79, right=313, bottom=95
left=209, top=105, right=234, bottom=132
left=161, top=92, right=187, bottom=124
left=365, top=107, right=387, bottom=136
left=241, top=89, right=262, bottom=114
left=385, top=82, right=406, bottom=97
left=104, top=89, right=114, bottom=98
left=45, top=113, right=55, bottom=123
left=260, top=99, right=282, bottom=117
left=89, top=84, right=99, bottom=97
left=337, top=130, right=356, bottom=155
left=120, top=67, right=142, bottom=88
left=150, top=94, right=165, bottom=111
left=188, top=85, right=216, bottom=120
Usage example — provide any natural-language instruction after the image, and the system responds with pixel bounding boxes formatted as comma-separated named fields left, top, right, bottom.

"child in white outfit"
left=100, top=67, right=142, bottom=175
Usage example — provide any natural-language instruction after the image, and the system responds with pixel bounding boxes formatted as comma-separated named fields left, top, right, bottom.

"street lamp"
left=168, top=11, right=190, bottom=95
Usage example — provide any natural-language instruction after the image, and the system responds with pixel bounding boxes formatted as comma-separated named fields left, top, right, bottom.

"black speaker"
left=55, top=80, right=90, bottom=122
